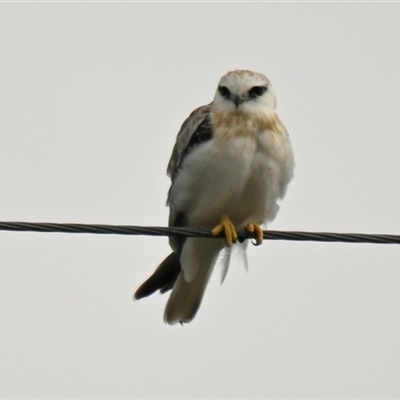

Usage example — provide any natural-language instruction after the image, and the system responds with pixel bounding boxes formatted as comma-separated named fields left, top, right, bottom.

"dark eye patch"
left=249, top=86, right=267, bottom=98
left=218, top=86, right=231, bottom=99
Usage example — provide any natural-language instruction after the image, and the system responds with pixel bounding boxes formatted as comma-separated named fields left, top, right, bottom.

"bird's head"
left=213, top=70, right=277, bottom=113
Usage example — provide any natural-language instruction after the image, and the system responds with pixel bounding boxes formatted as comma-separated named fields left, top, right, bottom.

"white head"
left=213, top=70, right=277, bottom=113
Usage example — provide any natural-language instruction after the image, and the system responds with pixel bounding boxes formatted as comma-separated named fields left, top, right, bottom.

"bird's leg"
left=211, top=215, right=238, bottom=247
left=245, top=223, right=264, bottom=245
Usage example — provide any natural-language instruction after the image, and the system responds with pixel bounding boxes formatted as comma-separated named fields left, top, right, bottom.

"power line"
left=0, top=221, right=399, bottom=245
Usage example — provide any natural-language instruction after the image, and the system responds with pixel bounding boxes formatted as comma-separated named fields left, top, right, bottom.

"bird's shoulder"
left=167, top=103, right=213, bottom=180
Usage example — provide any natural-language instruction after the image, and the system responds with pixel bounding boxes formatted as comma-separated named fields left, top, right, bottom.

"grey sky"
left=1, top=2, right=400, bottom=397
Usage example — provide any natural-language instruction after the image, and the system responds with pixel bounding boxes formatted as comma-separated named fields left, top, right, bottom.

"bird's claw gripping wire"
left=245, top=223, right=264, bottom=246
left=211, top=216, right=238, bottom=247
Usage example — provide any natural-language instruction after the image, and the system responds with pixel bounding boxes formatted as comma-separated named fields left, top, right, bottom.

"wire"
left=0, top=221, right=399, bottom=245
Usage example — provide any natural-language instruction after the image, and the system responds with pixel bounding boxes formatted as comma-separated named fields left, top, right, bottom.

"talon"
left=245, top=223, right=264, bottom=245
left=211, top=216, right=238, bottom=247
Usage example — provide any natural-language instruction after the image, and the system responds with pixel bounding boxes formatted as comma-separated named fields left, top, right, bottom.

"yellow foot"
left=211, top=216, right=238, bottom=247
left=245, top=223, right=264, bottom=246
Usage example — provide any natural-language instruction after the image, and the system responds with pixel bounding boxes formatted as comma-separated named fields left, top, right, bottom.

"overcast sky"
left=1, top=2, right=400, bottom=398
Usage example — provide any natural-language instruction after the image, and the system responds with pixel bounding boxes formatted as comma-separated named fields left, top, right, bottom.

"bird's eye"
left=249, top=86, right=267, bottom=98
left=218, top=86, right=231, bottom=99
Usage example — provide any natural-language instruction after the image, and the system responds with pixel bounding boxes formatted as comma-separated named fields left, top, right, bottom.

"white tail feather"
left=164, top=238, right=224, bottom=325
left=218, top=240, right=249, bottom=285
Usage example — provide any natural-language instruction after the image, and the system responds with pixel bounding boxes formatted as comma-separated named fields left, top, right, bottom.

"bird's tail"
left=164, top=237, right=224, bottom=325
left=134, top=252, right=181, bottom=300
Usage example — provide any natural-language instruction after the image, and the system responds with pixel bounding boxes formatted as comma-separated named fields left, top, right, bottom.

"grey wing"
left=166, top=102, right=213, bottom=254
left=134, top=103, right=213, bottom=299
left=167, top=103, right=212, bottom=179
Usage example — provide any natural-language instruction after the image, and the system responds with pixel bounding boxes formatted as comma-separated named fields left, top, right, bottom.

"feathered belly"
left=170, top=132, right=291, bottom=230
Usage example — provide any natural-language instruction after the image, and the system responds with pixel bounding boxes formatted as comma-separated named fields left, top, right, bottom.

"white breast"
left=169, top=116, right=294, bottom=231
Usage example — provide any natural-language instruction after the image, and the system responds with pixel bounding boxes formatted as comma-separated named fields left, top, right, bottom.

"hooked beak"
left=232, top=95, right=245, bottom=108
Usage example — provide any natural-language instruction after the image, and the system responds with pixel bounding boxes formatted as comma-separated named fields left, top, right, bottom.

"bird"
left=134, top=70, right=294, bottom=325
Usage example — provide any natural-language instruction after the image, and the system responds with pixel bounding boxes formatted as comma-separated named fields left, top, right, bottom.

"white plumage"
left=135, top=70, right=294, bottom=325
